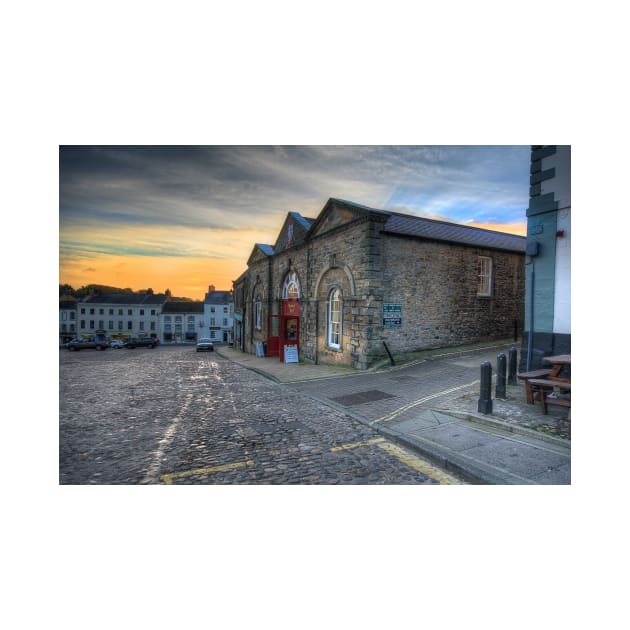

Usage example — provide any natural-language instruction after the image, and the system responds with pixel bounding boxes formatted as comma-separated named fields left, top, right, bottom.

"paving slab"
left=407, top=422, right=505, bottom=451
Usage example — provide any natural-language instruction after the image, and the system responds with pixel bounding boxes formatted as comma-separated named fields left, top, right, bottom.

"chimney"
left=208, top=284, right=215, bottom=293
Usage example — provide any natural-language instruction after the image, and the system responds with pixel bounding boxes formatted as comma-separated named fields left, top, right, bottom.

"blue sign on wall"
left=383, top=303, right=402, bottom=328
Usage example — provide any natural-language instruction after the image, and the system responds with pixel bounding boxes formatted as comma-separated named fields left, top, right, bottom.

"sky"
left=59, top=145, right=530, bottom=300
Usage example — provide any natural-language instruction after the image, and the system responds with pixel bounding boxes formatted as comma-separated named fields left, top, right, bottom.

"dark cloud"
left=59, top=145, right=530, bottom=233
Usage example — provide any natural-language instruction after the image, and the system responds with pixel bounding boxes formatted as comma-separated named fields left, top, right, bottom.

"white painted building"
left=76, top=291, right=167, bottom=339
left=203, top=286, right=234, bottom=344
left=160, top=301, right=205, bottom=343
left=59, top=296, right=78, bottom=344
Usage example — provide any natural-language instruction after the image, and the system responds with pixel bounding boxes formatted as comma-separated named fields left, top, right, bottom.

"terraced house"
left=160, top=300, right=205, bottom=343
left=233, top=198, right=526, bottom=369
left=76, top=289, right=167, bottom=340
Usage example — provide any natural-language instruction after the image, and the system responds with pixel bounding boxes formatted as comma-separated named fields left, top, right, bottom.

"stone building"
left=233, top=199, right=525, bottom=369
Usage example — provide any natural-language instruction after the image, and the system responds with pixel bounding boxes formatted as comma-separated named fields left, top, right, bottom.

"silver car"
left=196, top=338, right=214, bottom=352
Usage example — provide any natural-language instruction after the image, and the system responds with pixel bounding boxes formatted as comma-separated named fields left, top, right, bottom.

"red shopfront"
left=268, top=299, right=299, bottom=362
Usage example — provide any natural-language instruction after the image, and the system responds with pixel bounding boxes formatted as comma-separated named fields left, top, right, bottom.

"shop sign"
left=284, top=345, right=298, bottom=363
left=383, top=303, right=402, bottom=328
left=282, top=300, right=300, bottom=316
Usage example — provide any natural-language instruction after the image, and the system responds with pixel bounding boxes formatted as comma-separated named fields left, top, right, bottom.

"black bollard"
left=496, top=353, right=507, bottom=399
left=478, top=361, right=493, bottom=414
left=508, top=347, right=518, bottom=385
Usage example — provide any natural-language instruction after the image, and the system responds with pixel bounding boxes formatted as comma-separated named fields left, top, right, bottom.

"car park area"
left=64, top=336, right=111, bottom=351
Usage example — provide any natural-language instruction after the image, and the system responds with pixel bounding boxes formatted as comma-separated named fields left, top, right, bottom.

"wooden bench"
left=517, top=369, right=552, bottom=403
left=527, top=379, right=571, bottom=416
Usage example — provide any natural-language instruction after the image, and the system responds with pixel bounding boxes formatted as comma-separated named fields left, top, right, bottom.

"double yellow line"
left=370, top=380, right=479, bottom=425
left=330, top=437, right=462, bottom=484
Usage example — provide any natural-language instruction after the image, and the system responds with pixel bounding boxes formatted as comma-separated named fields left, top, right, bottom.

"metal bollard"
left=508, top=347, right=518, bottom=385
left=478, top=361, right=493, bottom=414
left=496, top=353, right=507, bottom=399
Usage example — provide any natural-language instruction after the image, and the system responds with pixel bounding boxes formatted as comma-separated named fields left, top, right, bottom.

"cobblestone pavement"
left=59, top=346, right=465, bottom=484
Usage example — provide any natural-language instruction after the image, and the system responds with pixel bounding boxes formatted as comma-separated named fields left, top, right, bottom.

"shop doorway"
left=279, top=299, right=299, bottom=362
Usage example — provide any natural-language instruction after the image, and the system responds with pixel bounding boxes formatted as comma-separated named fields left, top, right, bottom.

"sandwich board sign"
left=284, top=345, right=298, bottom=363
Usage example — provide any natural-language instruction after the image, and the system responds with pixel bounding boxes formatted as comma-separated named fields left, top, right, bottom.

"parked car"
left=110, top=340, right=124, bottom=349
left=196, top=338, right=214, bottom=352
left=65, top=336, right=111, bottom=351
left=123, top=337, right=158, bottom=349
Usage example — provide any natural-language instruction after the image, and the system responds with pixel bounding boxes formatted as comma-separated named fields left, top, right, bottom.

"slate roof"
left=329, top=198, right=525, bottom=253
left=79, top=293, right=169, bottom=305
left=161, top=301, right=204, bottom=314
left=204, top=290, right=233, bottom=304
left=59, top=296, right=77, bottom=309
left=256, top=244, right=275, bottom=256
left=289, top=212, right=314, bottom=231
left=383, top=213, right=526, bottom=253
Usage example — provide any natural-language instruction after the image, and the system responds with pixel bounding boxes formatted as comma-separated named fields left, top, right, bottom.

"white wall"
left=553, top=208, right=571, bottom=334
left=541, top=146, right=571, bottom=335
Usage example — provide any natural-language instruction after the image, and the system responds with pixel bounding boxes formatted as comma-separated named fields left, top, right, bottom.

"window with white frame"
left=477, top=256, right=493, bottom=296
left=255, top=295, right=262, bottom=330
left=328, top=288, right=342, bottom=349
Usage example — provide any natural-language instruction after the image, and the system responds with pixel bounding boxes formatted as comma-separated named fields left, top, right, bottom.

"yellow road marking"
left=330, top=437, right=385, bottom=452
left=161, top=460, right=254, bottom=484
left=370, top=380, right=480, bottom=425
left=330, top=437, right=462, bottom=484
left=376, top=442, right=463, bottom=484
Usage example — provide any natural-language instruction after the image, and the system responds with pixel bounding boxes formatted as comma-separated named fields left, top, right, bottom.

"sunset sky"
left=59, top=145, right=530, bottom=300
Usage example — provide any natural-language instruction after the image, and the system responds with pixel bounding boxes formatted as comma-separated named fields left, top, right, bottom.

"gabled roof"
left=289, top=211, right=314, bottom=231
left=246, top=243, right=275, bottom=266
left=256, top=244, right=275, bottom=256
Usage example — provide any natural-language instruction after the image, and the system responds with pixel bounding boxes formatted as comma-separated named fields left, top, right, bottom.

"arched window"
left=282, top=271, right=300, bottom=299
left=254, top=294, right=262, bottom=330
left=328, top=287, right=342, bottom=349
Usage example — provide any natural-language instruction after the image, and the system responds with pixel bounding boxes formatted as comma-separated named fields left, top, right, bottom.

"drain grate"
left=330, top=390, right=396, bottom=407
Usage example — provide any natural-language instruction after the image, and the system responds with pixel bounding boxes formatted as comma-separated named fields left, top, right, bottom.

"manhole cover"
left=330, top=390, right=396, bottom=407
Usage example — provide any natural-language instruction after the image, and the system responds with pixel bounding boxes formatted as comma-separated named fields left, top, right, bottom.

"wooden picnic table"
left=543, top=354, right=571, bottom=380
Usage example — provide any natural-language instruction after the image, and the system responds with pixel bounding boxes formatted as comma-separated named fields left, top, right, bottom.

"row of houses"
left=59, top=286, right=234, bottom=346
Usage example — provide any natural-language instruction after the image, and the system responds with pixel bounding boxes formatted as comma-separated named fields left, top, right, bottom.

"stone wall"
left=380, top=234, right=524, bottom=356
left=239, top=213, right=524, bottom=370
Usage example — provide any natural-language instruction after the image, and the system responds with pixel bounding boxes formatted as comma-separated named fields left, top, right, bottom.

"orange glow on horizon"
left=59, top=254, right=246, bottom=301
left=60, top=220, right=527, bottom=299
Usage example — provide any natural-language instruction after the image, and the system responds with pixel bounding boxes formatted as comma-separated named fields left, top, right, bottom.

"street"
left=59, top=345, right=465, bottom=484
